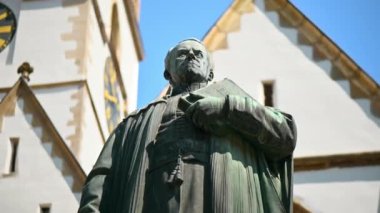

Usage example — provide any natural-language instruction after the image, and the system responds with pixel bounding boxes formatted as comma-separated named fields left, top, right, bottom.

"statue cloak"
left=79, top=79, right=296, bottom=213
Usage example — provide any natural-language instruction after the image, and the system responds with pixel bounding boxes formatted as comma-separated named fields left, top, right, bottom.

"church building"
left=0, top=0, right=142, bottom=212
left=1, top=0, right=379, bottom=212
left=203, top=0, right=380, bottom=212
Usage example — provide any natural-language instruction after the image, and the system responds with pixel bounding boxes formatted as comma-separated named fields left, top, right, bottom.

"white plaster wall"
left=86, top=0, right=140, bottom=138
left=78, top=89, right=104, bottom=174
left=96, top=0, right=140, bottom=112
left=0, top=0, right=82, bottom=87
left=294, top=166, right=380, bottom=213
left=35, top=84, right=105, bottom=174
left=0, top=0, right=140, bottom=190
left=34, top=85, right=80, bottom=147
left=1, top=0, right=140, bottom=139
left=116, top=0, right=139, bottom=112
left=97, top=0, right=113, bottom=37
left=211, top=0, right=380, bottom=157
left=0, top=100, right=78, bottom=212
left=84, top=2, right=110, bottom=138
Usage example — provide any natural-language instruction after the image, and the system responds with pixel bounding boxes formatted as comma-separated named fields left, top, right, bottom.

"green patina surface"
left=79, top=39, right=296, bottom=213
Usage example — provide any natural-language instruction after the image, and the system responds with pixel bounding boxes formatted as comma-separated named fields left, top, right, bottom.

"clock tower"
left=0, top=0, right=143, bottom=212
left=0, top=2, right=16, bottom=52
left=104, top=56, right=122, bottom=132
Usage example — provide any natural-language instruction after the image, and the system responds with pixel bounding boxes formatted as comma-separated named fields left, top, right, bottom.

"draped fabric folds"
left=209, top=135, right=293, bottom=213
left=79, top=101, right=167, bottom=213
left=79, top=79, right=295, bottom=213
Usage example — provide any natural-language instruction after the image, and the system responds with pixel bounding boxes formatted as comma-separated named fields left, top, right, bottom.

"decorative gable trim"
left=203, top=0, right=254, bottom=51
left=0, top=78, right=86, bottom=198
left=293, top=199, right=312, bottom=213
left=203, top=0, right=380, bottom=118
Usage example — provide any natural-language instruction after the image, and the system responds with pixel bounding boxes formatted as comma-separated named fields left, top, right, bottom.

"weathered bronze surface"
left=79, top=38, right=297, bottom=213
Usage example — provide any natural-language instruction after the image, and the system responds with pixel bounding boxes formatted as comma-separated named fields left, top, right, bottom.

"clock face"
left=0, top=3, right=16, bottom=52
left=104, top=57, right=121, bottom=132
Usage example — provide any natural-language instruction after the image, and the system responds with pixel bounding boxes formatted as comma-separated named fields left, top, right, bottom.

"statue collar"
left=170, top=82, right=208, bottom=96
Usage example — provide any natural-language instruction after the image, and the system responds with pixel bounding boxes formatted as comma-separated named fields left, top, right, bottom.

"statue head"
left=164, top=38, right=214, bottom=87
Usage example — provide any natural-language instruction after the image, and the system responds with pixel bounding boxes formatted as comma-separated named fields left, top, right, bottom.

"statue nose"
left=188, top=50, right=195, bottom=59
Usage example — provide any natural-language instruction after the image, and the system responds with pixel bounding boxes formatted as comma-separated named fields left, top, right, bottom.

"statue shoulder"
left=122, top=99, right=167, bottom=120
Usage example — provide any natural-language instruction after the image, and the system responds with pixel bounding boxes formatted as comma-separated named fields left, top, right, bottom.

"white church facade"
left=203, top=0, right=380, bottom=212
left=0, top=0, right=142, bottom=212
left=1, top=0, right=379, bottom=212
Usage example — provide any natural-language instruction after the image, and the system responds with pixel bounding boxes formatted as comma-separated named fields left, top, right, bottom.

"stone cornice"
left=294, top=151, right=380, bottom=172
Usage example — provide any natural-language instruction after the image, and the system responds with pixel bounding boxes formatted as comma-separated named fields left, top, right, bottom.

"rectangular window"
left=262, top=81, right=275, bottom=107
left=6, top=137, right=19, bottom=175
left=40, top=204, right=51, bottom=213
left=9, top=138, right=19, bottom=173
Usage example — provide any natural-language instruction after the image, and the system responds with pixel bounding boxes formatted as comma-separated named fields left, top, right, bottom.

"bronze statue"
left=79, top=38, right=297, bottom=213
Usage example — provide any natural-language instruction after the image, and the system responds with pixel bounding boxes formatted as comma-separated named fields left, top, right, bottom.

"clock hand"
left=0, top=25, right=12, bottom=33
left=104, top=90, right=118, bottom=103
left=0, top=11, right=7, bottom=21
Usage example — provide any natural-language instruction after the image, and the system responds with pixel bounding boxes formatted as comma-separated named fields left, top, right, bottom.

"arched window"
left=110, top=4, right=120, bottom=61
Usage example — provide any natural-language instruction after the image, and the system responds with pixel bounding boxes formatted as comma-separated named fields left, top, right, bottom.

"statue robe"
left=79, top=79, right=297, bottom=213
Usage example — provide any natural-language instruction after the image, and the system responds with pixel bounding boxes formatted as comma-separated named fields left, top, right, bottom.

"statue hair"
left=163, top=38, right=214, bottom=84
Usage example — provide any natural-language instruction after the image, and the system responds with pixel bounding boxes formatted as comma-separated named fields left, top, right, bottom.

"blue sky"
left=137, top=0, right=379, bottom=108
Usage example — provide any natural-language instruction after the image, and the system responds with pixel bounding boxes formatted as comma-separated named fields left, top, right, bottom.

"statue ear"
left=164, top=70, right=171, bottom=81
left=208, top=71, right=214, bottom=81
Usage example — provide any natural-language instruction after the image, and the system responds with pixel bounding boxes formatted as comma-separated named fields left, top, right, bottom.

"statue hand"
left=185, top=94, right=227, bottom=135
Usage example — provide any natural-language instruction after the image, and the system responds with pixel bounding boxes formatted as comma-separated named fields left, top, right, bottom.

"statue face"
left=168, top=40, right=210, bottom=86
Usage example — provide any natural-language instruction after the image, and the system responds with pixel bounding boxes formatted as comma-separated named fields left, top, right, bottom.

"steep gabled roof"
left=203, top=0, right=380, bottom=118
left=0, top=78, right=86, bottom=197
